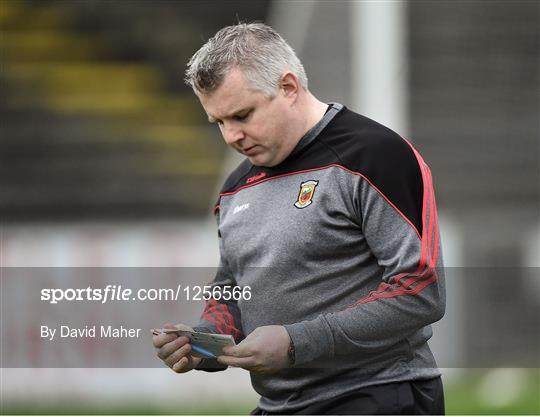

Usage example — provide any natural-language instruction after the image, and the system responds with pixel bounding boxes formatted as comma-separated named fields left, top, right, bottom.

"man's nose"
left=222, top=123, right=245, bottom=145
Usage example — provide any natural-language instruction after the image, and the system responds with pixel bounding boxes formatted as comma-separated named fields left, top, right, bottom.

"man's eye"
left=234, top=112, right=250, bottom=121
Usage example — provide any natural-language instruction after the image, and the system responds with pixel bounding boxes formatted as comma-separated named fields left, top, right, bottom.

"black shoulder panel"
left=220, top=158, right=254, bottom=194
left=319, top=108, right=424, bottom=235
left=213, top=158, right=254, bottom=212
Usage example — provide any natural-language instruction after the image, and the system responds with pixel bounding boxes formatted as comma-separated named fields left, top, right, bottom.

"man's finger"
left=164, top=343, right=192, bottom=368
left=152, top=332, right=178, bottom=349
left=221, top=345, right=238, bottom=356
left=222, top=342, right=254, bottom=357
left=157, top=336, right=189, bottom=360
left=217, top=355, right=256, bottom=368
left=172, top=356, right=193, bottom=373
left=172, top=357, right=188, bottom=373
left=172, top=323, right=194, bottom=331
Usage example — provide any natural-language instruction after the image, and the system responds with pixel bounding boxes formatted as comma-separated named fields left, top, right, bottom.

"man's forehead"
left=199, top=69, right=261, bottom=120
left=205, top=104, right=253, bottom=122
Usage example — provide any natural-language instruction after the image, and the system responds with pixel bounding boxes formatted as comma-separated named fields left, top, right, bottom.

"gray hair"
left=185, top=23, right=308, bottom=96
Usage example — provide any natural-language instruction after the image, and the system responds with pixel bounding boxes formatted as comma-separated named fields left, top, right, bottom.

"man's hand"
left=217, top=325, right=291, bottom=374
left=153, top=323, right=202, bottom=373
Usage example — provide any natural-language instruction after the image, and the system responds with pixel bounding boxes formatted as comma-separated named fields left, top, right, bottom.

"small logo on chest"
left=294, top=180, right=319, bottom=209
left=233, top=203, right=250, bottom=214
left=246, top=172, right=267, bottom=184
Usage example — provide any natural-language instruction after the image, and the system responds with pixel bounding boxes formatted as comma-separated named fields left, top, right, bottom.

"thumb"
left=173, top=323, right=194, bottom=331
left=222, top=338, right=253, bottom=357
left=221, top=345, right=238, bottom=356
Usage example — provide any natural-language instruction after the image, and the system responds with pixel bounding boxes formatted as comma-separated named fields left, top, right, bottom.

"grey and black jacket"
left=195, top=103, right=446, bottom=413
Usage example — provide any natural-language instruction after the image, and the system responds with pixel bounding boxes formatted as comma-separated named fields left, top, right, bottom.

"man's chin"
left=247, top=155, right=269, bottom=167
left=249, top=157, right=280, bottom=168
left=245, top=151, right=281, bottom=167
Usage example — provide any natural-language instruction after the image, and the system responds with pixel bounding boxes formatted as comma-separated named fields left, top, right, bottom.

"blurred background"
left=1, top=0, right=538, bottom=414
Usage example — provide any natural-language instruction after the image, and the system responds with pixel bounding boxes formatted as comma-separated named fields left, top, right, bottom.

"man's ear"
left=279, top=71, right=299, bottom=98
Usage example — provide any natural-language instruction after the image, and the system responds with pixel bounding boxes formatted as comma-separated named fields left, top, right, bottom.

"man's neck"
left=294, top=92, right=328, bottom=145
left=266, top=92, right=329, bottom=168
left=303, top=94, right=329, bottom=134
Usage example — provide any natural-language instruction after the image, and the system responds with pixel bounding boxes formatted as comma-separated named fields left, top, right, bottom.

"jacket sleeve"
left=194, top=210, right=245, bottom=372
left=284, top=140, right=446, bottom=366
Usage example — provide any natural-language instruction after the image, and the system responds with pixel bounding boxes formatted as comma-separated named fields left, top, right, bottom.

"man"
left=153, top=23, right=445, bottom=415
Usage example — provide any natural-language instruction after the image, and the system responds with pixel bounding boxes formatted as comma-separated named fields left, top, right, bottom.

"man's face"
left=198, top=68, right=298, bottom=167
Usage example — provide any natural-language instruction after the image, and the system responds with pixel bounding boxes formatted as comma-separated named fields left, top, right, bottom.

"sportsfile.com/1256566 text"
left=40, top=285, right=252, bottom=304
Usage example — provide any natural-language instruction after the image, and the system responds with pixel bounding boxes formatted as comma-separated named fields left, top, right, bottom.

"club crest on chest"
left=294, top=180, right=319, bottom=209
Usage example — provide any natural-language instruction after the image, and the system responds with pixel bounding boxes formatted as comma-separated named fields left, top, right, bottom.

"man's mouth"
left=243, top=145, right=259, bottom=156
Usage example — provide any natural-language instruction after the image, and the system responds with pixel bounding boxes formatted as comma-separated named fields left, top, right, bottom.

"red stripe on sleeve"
left=352, top=138, right=440, bottom=306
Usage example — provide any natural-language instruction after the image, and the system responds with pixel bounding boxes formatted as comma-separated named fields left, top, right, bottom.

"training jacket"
left=194, top=103, right=446, bottom=413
